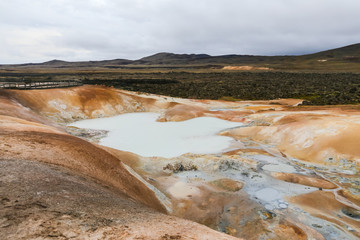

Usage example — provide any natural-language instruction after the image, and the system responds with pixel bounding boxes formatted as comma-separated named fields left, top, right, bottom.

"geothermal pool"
left=70, top=112, right=242, bottom=158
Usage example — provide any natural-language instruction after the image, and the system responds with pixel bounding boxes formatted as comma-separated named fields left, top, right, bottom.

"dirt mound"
left=0, top=130, right=169, bottom=211
left=0, top=159, right=237, bottom=240
left=223, top=66, right=271, bottom=71
left=222, top=111, right=360, bottom=166
left=289, top=191, right=360, bottom=239
left=272, top=172, right=337, bottom=189
left=3, top=85, right=173, bottom=123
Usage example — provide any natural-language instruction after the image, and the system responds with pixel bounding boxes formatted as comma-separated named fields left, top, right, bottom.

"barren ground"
left=1, top=85, right=359, bottom=239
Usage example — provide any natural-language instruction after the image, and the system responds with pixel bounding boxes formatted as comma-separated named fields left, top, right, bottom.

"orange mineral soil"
left=1, top=85, right=359, bottom=239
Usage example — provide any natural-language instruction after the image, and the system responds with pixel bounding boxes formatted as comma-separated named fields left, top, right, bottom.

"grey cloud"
left=0, top=0, right=359, bottom=63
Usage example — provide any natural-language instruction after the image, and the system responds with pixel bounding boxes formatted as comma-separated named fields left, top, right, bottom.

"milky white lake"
left=70, top=112, right=242, bottom=158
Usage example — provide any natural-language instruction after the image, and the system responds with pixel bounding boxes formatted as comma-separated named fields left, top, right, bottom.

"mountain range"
left=1, top=43, right=360, bottom=71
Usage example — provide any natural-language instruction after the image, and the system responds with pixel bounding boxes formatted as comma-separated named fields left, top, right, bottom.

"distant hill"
left=304, top=43, right=360, bottom=58
left=139, top=52, right=211, bottom=62
left=301, top=43, right=360, bottom=62
left=135, top=52, right=277, bottom=65
left=2, top=59, right=132, bottom=68
left=1, top=43, right=359, bottom=70
left=135, top=43, right=360, bottom=66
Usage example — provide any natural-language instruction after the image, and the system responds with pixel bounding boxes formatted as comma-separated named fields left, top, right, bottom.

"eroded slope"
left=1, top=85, right=359, bottom=239
left=0, top=159, right=237, bottom=240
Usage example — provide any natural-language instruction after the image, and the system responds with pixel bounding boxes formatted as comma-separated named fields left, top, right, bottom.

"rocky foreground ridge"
left=0, top=85, right=359, bottom=239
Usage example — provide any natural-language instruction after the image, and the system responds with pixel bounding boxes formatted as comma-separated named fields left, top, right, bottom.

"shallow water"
left=70, top=112, right=243, bottom=158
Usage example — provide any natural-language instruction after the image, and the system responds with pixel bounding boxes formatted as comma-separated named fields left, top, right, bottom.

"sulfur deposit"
left=1, top=85, right=359, bottom=239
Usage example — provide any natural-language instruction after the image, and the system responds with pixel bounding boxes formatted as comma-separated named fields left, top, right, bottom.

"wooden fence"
left=0, top=80, right=83, bottom=90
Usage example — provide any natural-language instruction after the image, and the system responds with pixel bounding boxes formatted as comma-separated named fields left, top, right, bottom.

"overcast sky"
left=0, top=0, right=359, bottom=64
